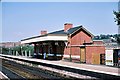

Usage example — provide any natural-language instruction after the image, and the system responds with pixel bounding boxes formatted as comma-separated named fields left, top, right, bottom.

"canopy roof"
left=21, top=25, right=94, bottom=44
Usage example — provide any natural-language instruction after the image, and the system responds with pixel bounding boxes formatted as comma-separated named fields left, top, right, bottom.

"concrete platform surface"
left=0, top=54, right=119, bottom=76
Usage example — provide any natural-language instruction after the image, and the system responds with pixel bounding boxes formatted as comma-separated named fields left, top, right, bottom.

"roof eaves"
left=67, top=26, right=81, bottom=34
left=21, top=29, right=67, bottom=41
left=70, top=25, right=94, bottom=38
left=21, top=34, right=48, bottom=41
left=69, top=25, right=82, bottom=35
left=81, top=26, right=94, bottom=38
left=48, top=30, right=67, bottom=35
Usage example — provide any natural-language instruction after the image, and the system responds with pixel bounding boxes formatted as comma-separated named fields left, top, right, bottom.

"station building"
left=21, top=23, right=105, bottom=65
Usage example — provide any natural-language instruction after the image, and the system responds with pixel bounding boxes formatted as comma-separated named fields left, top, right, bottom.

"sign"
left=105, top=49, right=113, bottom=66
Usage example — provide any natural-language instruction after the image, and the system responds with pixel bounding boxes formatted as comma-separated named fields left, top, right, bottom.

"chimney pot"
left=64, top=23, right=73, bottom=32
left=41, top=30, right=47, bottom=35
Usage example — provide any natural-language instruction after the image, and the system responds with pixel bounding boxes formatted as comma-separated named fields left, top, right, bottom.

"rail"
left=0, top=54, right=120, bottom=79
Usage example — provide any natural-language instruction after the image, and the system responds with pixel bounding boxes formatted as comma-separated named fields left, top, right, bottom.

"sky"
left=1, top=1, right=119, bottom=42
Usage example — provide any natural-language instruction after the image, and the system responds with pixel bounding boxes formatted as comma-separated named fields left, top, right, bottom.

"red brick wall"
left=64, top=47, right=70, bottom=55
left=69, top=30, right=92, bottom=56
left=71, top=30, right=92, bottom=45
left=85, top=46, right=105, bottom=64
left=71, top=47, right=80, bottom=55
left=63, top=27, right=105, bottom=64
left=64, top=29, right=92, bottom=59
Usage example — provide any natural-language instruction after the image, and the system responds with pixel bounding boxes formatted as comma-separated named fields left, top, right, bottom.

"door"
left=113, top=49, right=118, bottom=66
left=92, top=53, right=100, bottom=64
left=100, top=54, right=105, bottom=65
left=80, top=48, right=86, bottom=63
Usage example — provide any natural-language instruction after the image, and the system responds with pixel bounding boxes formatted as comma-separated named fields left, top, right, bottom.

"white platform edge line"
left=0, top=54, right=119, bottom=76
left=0, top=71, right=9, bottom=79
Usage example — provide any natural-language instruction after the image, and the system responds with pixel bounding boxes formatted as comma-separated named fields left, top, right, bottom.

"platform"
left=0, top=54, right=119, bottom=77
left=0, top=71, right=9, bottom=79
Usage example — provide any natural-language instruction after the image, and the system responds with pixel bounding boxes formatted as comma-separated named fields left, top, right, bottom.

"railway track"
left=1, top=58, right=71, bottom=79
left=1, top=65, right=25, bottom=79
left=1, top=55, right=119, bottom=79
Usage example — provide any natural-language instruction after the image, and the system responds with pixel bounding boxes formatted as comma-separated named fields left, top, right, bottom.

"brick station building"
left=21, top=23, right=105, bottom=65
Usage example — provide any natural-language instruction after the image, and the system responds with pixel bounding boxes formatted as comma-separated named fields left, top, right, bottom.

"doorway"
left=80, top=47, right=86, bottom=63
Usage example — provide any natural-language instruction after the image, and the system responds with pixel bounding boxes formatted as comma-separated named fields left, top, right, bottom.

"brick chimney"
left=64, top=23, right=73, bottom=32
left=41, top=30, right=47, bottom=35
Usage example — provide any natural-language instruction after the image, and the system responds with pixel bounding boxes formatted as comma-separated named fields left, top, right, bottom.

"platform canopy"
left=21, top=25, right=93, bottom=44
left=21, top=34, right=68, bottom=44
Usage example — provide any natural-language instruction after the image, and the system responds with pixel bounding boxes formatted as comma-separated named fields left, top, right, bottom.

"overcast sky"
left=1, top=1, right=119, bottom=42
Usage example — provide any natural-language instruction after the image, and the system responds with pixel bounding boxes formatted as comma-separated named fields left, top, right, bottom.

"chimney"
left=41, top=30, right=47, bottom=35
left=64, top=23, right=73, bottom=32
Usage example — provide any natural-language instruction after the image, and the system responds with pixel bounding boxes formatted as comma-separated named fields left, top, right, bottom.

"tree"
left=21, top=45, right=34, bottom=52
left=113, top=11, right=120, bottom=25
left=113, top=1, right=120, bottom=42
left=116, top=34, right=120, bottom=44
left=1, top=47, right=9, bottom=54
left=21, top=45, right=34, bottom=55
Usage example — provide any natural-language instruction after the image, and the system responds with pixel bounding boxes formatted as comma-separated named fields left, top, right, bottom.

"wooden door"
left=92, top=53, right=100, bottom=64
left=80, top=48, right=86, bottom=63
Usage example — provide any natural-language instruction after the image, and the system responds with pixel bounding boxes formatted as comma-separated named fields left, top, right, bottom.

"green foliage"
left=12, top=46, right=21, bottom=52
left=116, top=34, right=120, bottom=44
left=1, top=45, right=34, bottom=55
left=21, top=45, right=34, bottom=52
left=113, top=11, right=120, bottom=25
left=1, top=47, right=9, bottom=54
left=94, top=34, right=113, bottom=40
left=94, top=34, right=120, bottom=43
